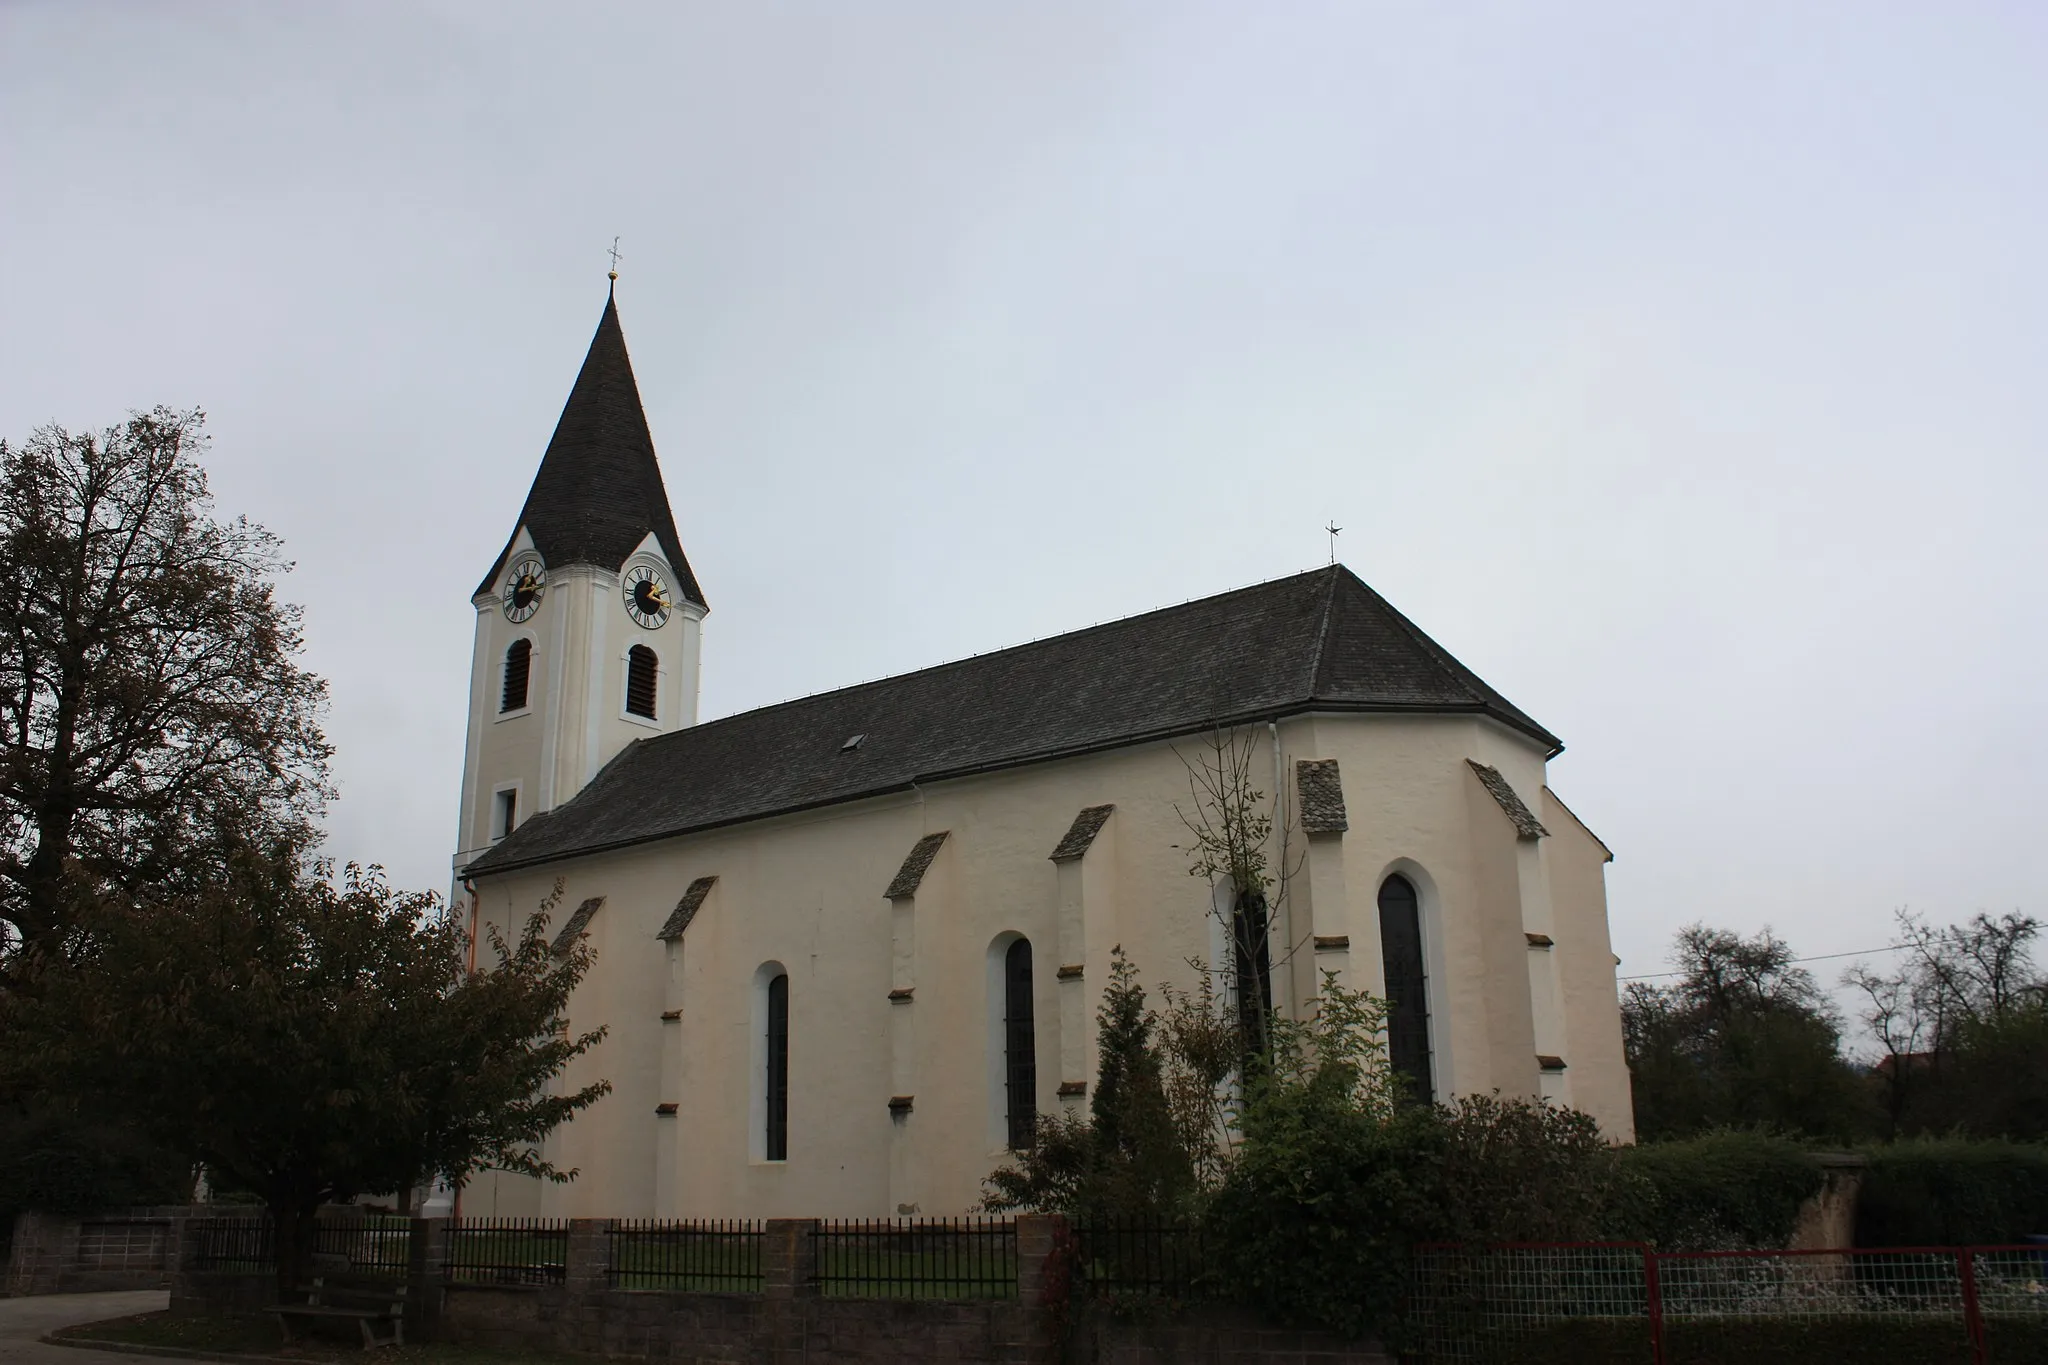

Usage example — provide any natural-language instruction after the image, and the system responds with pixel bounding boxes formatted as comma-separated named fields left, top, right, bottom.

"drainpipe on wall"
left=1268, top=718, right=1296, bottom=1020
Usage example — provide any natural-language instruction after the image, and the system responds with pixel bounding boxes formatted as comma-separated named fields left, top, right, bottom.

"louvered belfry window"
left=765, top=972, right=790, bottom=1161
left=625, top=645, right=658, bottom=719
left=1004, top=937, right=1038, bottom=1149
left=501, top=639, right=532, bottom=712
left=1378, top=874, right=1433, bottom=1101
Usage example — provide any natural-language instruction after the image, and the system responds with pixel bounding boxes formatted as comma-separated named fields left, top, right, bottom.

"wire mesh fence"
left=810, top=1218, right=1017, bottom=1299
left=1074, top=1220, right=1217, bottom=1301
left=443, top=1217, right=570, bottom=1286
left=1409, top=1243, right=2048, bottom=1365
left=608, top=1219, right=764, bottom=1292
left=1410, top=1242, right=1652, bottom=1363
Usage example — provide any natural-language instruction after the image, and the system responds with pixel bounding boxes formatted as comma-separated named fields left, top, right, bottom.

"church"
left=452, top=287, right=1633, bottom=1219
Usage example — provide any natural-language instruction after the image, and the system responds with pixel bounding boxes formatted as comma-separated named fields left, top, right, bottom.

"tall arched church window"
left=765, top=971, right=789, bottom=1161
left=1003, top=938, right=1038, bottom=1149
left=501, top=639, right=532, bottom=712
left=1378, top=874, right=1433, bottom=1100
left=625, top=645, right=658, bottom=719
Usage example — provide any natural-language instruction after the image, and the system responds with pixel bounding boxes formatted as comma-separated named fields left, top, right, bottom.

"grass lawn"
left=52, top=1312, right=593, bottom=1365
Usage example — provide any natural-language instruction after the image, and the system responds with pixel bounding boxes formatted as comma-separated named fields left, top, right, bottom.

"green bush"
left=1615, top=1132, right=1823, bottom=1249
left=1206, top=1082, right=1449, bottom=1340
left=1856, top=1138, right=2048, bottom=1246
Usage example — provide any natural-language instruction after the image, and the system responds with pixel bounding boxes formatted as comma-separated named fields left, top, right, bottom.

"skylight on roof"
left=841, top=733, right=865, bottom=753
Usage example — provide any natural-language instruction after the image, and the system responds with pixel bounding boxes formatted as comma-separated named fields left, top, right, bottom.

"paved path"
left=0, top=1292, right=169, bottom=1365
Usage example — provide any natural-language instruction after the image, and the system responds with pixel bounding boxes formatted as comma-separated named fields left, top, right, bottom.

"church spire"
left=476, top=290, right=706, bottom=609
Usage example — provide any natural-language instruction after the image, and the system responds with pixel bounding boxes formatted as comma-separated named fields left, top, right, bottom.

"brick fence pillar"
left=409, top=1218, right=448, bottom=1337
left=763, top=1219, right=818, bottom=1299
left=1014, top=1213, right=1067, bottom=1304
left=564, top=1219, right=610, bottom=1297
left=4, top=1211, right=80, bottom=1296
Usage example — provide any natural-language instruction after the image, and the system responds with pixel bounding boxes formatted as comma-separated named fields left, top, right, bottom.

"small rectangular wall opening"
left=492, top=788, right=518, bottom=841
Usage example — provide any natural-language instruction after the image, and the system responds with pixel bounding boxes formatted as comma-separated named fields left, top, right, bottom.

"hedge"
left=1856, top=1138, right=2048, bottom=1247
left=1615, top=1132, right=1823, bottom=1249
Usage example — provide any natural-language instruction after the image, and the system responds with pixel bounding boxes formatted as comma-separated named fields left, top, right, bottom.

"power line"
left=1618, top=943, right=1907, bottom=983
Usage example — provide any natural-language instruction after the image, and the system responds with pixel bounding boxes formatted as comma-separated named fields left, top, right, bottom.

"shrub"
left=1435, top=1093, right=1621, bottom=1243
left=1856, top=1138, right=2048, bottom=1246
left=1206, top=1080, right=1449, bottom=1340
left=1615, top=1132, right=1822, bottom=1249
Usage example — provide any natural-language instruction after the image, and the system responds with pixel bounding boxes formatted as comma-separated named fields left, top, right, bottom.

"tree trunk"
left=271, top=1196, right=321, bottom=1302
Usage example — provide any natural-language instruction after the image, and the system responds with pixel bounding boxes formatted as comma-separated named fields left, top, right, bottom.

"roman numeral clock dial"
left=502, top=556, right=546, bottom=622
left=623, top=565, right=672, bottom=629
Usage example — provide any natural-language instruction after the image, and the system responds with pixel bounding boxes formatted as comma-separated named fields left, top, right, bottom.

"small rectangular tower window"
left=626, top=645, right=659, bottom=719
left=501, top=639, right=532, bottom=712
left=493, top=789, right=517, bottom=841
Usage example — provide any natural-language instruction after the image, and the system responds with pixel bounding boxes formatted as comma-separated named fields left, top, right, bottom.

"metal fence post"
left=1643, top=1245, right=1665, bottom=1365
left=1959, top=1248, right=1986, bottom=1365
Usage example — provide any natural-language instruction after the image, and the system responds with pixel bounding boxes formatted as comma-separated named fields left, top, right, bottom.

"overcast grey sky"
left=3, top=2, right=2042, bottom=1004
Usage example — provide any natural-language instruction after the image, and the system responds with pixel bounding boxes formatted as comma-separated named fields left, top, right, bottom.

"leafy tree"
left=3, top=854, right=607, bottom=1292
left=984, top=948, right=1195, bottom=1219
left=1623, top=925, right=1873, bottom=1141
left=1849, top=910, right=2048, bottom=1138
left=0, top=410, right=330, bottom=961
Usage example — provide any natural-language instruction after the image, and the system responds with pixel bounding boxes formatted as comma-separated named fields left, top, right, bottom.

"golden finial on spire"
left=607, top=236, right=623, bottom=283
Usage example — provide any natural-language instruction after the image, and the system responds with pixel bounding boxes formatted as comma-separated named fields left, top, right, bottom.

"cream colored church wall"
left=1541, top=788, right=1634, bottom=1141
left=466, top=713, right=1628, bottom=1219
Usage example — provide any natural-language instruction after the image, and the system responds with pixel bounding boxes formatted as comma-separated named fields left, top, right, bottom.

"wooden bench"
left=273, top=1278, right=408, bottom=1349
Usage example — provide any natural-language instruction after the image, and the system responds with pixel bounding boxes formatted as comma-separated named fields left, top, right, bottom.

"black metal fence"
left=443, top=1216, right=569, bottom=1286
left=188, top=1217, right=274, bottom=1273
left=1074, top=1219, right=1216, bottom=1301
left=316, top=1216, right=412, bottom=1279
left=810, top=1218, right=1017, bottom=1299
left=608, top=1219, right=764, bottom=1292
left=187, top=1215, right=413, bottom=1279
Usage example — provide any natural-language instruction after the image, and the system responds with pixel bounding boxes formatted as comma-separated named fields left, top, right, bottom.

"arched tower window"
left=625, top=645, right=658, bottom=719
left=501, top=639, right=532, bottom=712
left=1003, top=937, right=1037, bottom=1149
left=765, top=970, right=789, bottom=1161
left=1378, top=873, right=1433, bottom=1101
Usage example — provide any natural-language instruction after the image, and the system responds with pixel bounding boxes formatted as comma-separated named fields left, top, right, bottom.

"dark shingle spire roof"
left=468, top=565, right=1562, bottom=878
left=476, top=290, right=706, bottom=606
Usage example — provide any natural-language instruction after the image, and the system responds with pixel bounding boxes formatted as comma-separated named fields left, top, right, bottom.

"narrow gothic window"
left=1003, top=938, right=1038, bottom=1149
left=625, top=645, right=658, bottom=719
left=765, top=971, right=789, bottom=1160
left=1378, top=874, right=1433, bottom=1101
left=501, top=639, right=532, bottom=712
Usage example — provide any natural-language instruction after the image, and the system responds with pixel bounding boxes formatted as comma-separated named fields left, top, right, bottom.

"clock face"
left=502, top=557, right=547, bottom=622
left=623, top=565, right=672, bottom=629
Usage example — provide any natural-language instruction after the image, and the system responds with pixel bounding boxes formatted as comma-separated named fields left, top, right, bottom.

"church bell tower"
left=451, top=284, right=707, bottom=887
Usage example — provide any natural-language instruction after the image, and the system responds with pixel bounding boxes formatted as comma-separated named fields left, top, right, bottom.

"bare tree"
left=0, top=408, right=331, bottom=961
left=1847, top=909, right=2046, bottom=1136
left=1172, top=726, right=1307, bottom=1064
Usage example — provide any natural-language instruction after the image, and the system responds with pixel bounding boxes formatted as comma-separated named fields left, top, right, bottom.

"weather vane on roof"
left=607, top=236, right=623, bottom=282
left=1325, top=520, right=1342, bottom=565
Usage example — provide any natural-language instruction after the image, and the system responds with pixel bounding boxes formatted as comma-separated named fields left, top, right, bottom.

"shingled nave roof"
left=470, top=565, right=1561, bottom=877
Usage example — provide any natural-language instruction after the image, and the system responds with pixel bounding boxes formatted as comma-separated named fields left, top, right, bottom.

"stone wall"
left=4, top=1206, right=207, bottom=1296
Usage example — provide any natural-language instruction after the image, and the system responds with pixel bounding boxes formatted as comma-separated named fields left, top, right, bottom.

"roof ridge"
left=649, top=565, right=1341, bottom=744
left=1305, top=563, right=1343, bottom=697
